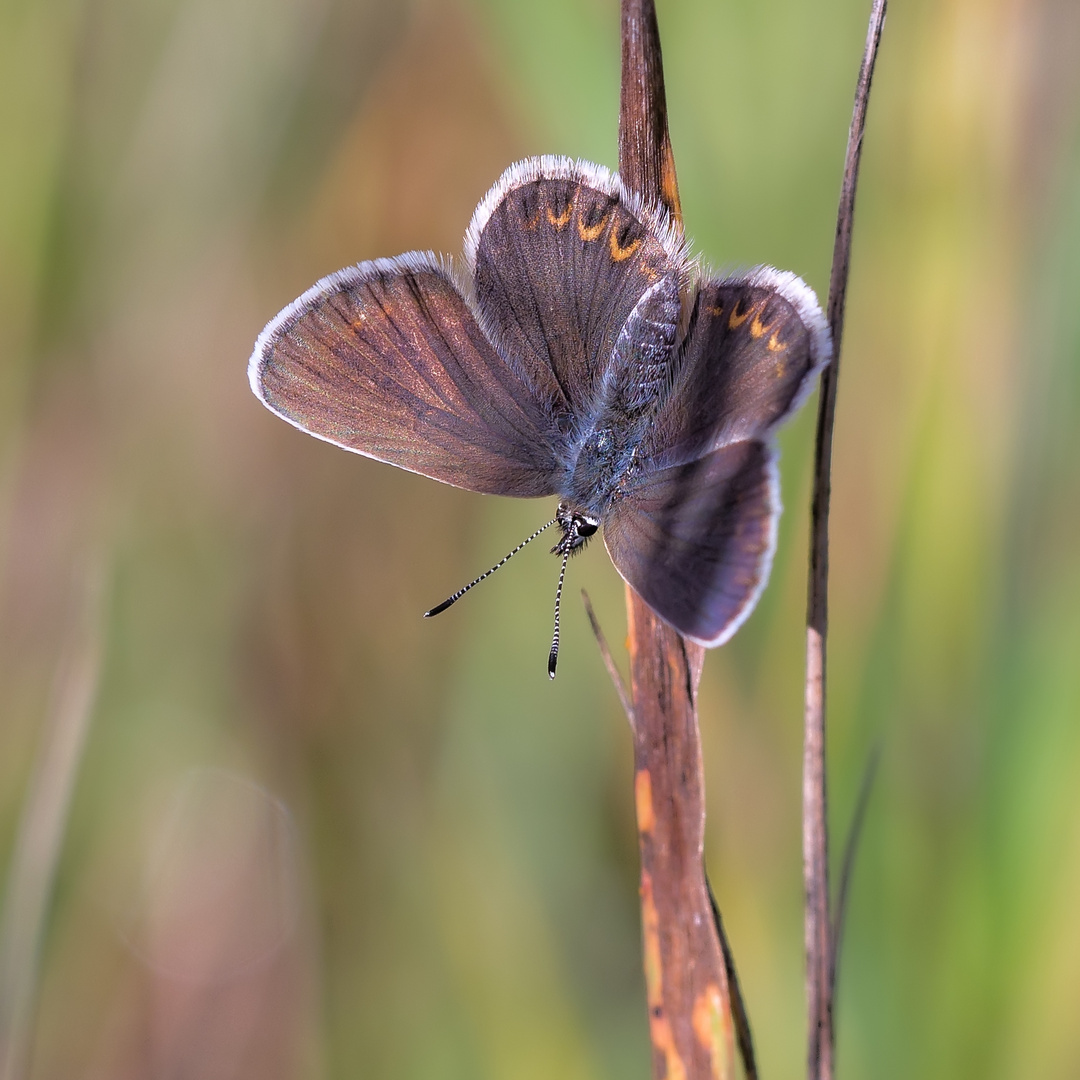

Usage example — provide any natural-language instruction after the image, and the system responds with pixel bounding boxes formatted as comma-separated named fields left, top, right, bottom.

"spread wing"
left=249, top=253, right=561, bottom=497
left=465, top=157, right=688, bottom=435
left=604, top=441, right=778, bottom=646
left=641, top=267, right=830, bottom=470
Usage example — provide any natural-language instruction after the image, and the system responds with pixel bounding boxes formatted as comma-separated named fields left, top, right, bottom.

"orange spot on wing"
left=547, top=199, right=574, bottom=228
left=578, top=211, right=609, bottom=242
left=749, top=311, right=773, bottom=339
left=610, top=229, right=642, bottom=262
left=728, top=300, right=753, bottom=329
left=767, top=330, right=787, bottom=352
left=705, top=303, right=724, bottom=319
left=692, top=983, right=733, bottom=1080
left=635, top=770, right=656, bottom=835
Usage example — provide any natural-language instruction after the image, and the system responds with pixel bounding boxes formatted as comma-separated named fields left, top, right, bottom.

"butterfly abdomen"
left=563, top=425, right=635, bottom=511
left=607, top=277, right=681, bottom=416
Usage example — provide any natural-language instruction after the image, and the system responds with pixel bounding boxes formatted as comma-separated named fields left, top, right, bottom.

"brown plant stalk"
left=804, top=3, right=887, bottom=1078
left=618, top=3, right=738, bottom=1078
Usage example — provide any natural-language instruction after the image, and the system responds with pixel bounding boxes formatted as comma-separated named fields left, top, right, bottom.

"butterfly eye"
left=575, top=516, right=599, bottom=538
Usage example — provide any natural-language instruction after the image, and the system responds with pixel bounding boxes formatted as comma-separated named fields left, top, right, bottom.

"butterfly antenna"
left=424, top=517, right=557, bottom=618
left=547, top=548, right=571, bottom=679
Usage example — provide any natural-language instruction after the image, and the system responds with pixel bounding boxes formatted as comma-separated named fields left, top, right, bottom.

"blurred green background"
left=1, top=0, right=1079, bottom=1076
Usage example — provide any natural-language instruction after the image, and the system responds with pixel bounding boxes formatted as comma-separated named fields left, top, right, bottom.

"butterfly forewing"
left=251, top=255, right=561, bottom=497
left=604, top=440, right=778, bottom=646
left=467, top=159, right=686, bottom=433
left=641, top=269, right=830, bottom=470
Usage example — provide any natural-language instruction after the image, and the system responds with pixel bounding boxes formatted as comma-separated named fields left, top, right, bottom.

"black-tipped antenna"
left=424, top=517, right=557, bottom=618
left=547, top=548, right=571, bottom=679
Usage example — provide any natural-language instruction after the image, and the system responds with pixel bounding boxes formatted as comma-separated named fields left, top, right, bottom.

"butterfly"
left=249, top=156, right=830, bottom=676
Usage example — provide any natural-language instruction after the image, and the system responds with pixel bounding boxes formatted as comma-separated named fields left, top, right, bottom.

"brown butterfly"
left=250, top=157, right=830, bottom=675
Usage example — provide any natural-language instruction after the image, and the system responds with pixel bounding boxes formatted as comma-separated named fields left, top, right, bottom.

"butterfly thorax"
left=563, top=423, right=641, bottom=514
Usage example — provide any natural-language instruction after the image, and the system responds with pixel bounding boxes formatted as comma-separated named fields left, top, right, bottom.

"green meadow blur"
left=1, top=0, right=1078, bottom=1076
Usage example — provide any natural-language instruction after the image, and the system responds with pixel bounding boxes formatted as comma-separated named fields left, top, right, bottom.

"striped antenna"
left=547, top=547, right=571, bottom=679
left=424, top=517, right=557, bottom=618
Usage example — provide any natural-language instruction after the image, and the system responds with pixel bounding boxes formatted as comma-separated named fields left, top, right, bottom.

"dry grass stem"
left=804, top=3, right=888, bottom=1077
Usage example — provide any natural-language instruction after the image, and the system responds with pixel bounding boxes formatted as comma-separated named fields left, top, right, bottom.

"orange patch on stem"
left=661, top=154, right=683, bottom=225
left=640, top=870, right=663, bottom=1007
left=692, top=983, right=733, bottom=1080
left=639, top=877, right=686, bottom=1080
left=635, top=769, right=657, bottom=835
left=650, top=1014, right=688, bottom=1080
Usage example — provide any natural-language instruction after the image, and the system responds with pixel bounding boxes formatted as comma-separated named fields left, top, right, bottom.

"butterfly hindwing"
left=466, top=158, right=687, bottom=433
left=250, top=254, right=561, bottom=497
left=642, top=268, right=831, bottom=470
left=604, top=440, right=778, bottom=646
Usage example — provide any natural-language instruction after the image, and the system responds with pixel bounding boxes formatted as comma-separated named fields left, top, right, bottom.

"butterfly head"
left=552, top=502, right=600, bottom=558
left=544, top=502, right=601, bottom=679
